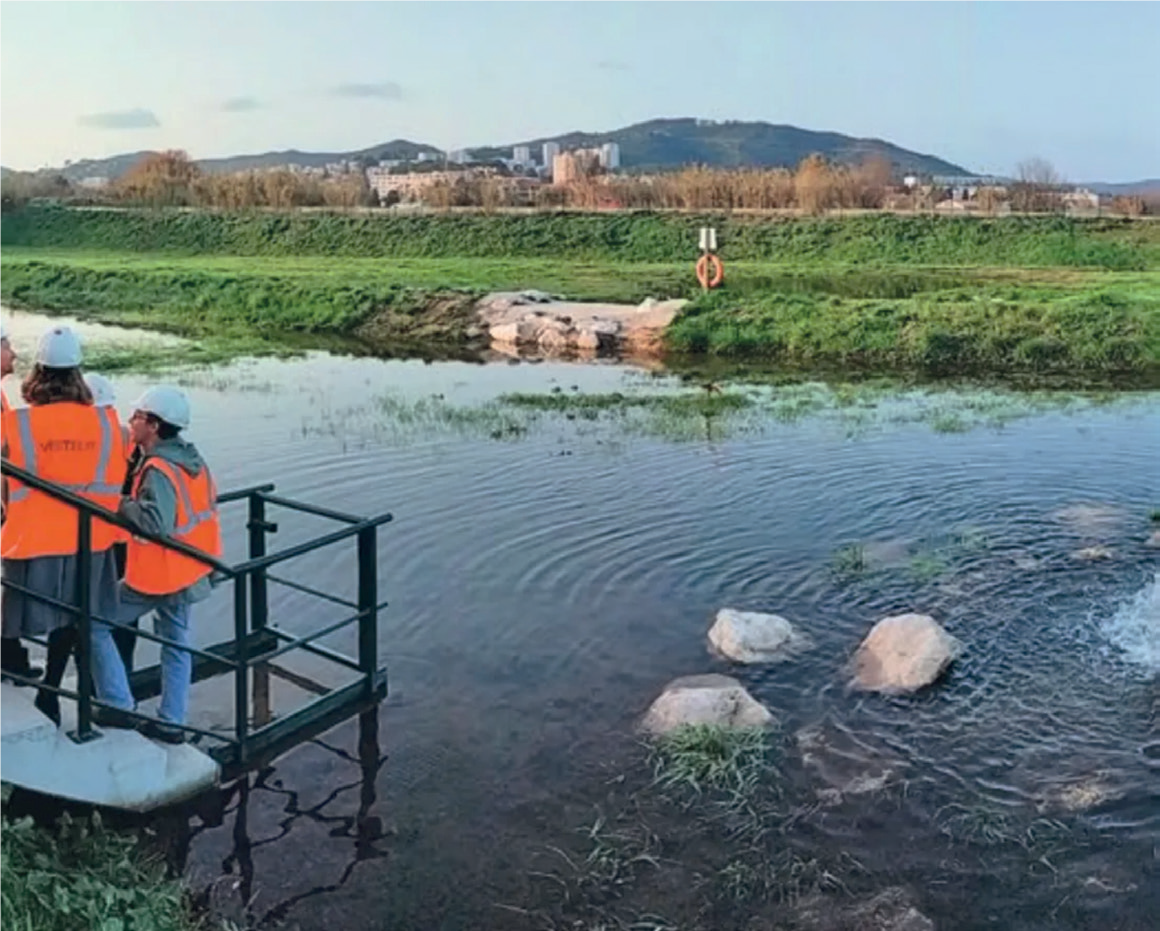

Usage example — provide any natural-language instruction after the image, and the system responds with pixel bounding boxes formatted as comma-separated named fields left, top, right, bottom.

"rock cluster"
left=476, top=291, right=686, bottom=356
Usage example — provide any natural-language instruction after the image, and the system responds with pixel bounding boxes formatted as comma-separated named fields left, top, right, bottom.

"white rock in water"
left=851, top=613, right=962, bottom=695
left=1072, top=545, right=1113, bottom=562
left=640, top=674, right=773, bottom=735
left=1144, top=530, right=1159, bottom=549
left=708, top=608, right=812, bottom=664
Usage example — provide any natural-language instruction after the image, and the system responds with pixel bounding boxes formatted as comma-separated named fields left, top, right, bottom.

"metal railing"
left=1, top=457, right=391, bottom=779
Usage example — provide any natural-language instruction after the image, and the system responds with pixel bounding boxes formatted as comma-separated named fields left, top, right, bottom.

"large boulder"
left=708, top=608, right=812, bottom=664
left=640, top=674, right=773, bottom=735
left=851, top=613, right=962, bottom=694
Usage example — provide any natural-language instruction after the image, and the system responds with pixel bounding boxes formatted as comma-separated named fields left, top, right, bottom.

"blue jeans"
left=91, top=602, right=192, bottom=725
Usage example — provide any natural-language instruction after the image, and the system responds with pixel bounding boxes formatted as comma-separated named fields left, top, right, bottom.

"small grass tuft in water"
left=649, top=724, right=772, bottom=796
left=1150, top=508, right=1160, bottom=523
left=831, top=543, right=868, bottom=575
left=909, top=552, right=950, bottom=582
left=499, top=389, right=753, bottom=418
left=0, top=811, right=199, bottom=931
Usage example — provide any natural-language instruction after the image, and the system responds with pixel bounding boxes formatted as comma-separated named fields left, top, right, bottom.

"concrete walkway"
left=1, top=682, right=219, bottom=811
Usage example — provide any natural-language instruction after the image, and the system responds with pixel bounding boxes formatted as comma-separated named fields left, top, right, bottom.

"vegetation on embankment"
left=3, top=207, right=1158, bottom=374
left=668, top=282, right=1160, bottom=371
left=1, top=810, right=203, bottom=931
left=4, top=206, right=1157, bottom=268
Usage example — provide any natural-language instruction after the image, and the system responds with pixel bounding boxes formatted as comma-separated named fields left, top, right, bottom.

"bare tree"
left=1011, top=157, right=1064, bottom=213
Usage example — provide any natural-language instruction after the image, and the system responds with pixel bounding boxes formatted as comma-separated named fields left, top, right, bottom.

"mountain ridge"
left=24, top=118, right=971, bottom=181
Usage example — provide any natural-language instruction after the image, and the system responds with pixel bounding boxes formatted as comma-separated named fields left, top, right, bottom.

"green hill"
left=39, top=118, right=968, bottom=182
left=472, top=118, right=969, bottom=175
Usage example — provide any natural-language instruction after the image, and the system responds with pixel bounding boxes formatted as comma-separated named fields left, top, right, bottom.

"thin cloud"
left=221, top=96, right=262, bottom=113
left=596, top=59, right=632, bottom=72
left=78, top=108, right=160, bottom=130
left=330, top=82, right=403, bottom=101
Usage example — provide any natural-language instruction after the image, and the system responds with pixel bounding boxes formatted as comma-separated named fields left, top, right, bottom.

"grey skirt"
left=1, top=549, right=122, bottom=638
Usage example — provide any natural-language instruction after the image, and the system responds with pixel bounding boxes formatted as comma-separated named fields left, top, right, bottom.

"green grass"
left=5, top=207, right=1158, bottom=268
left=3, top=207, right=1159, bottom=374
left=649, top=725, right=773, bottom=796
left=667, top=283, right=1160, bottom=372
left=0, top=812, right=201, bottom=931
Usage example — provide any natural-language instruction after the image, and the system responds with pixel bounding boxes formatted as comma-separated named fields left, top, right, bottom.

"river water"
left=3, top=311, right=1158, bottom=930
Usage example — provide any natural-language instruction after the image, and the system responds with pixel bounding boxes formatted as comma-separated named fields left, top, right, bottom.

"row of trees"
left=418, top=157, right=895, bottom=213
left=111, top=151, right=376, bottom=208
left=4, top=150, right=1158, bottom=216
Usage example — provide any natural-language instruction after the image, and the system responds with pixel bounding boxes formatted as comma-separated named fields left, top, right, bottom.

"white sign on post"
left=698, top=227, right=718, bottom=252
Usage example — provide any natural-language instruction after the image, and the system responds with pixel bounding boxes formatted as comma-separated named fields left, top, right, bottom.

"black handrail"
left=229, top=514, right=393, bottom=576
left=1, top=451, right=391, bottom=776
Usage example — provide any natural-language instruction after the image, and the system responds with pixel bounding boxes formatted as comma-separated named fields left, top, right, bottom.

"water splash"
left=1102, top=572, right=1160, bottom=674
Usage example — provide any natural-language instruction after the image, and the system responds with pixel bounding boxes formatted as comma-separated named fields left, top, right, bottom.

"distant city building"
left=513, top=145, right=531, bottom=166
left=77, top=176, right=110, bottom=189
left=447, top=150, right=469, bottom=165
left=599, top=142, right=620, bottom=171
left=542, top=142, right=560, bottom=177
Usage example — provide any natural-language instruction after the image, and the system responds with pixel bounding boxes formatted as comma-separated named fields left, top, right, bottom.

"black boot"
left=1, top=637, right=44, bottom=684
left=34, top=690, right=61, bottom=727
left=33, top=627, right=77, bottom=727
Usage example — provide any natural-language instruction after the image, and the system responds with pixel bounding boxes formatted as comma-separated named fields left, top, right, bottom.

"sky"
left=1, top=1, right=1157, bottom=182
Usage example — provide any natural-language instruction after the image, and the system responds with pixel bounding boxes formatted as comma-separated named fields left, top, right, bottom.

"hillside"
left=1083, top=179, right=1160, bottom=197
left=35, top=118, right=969, bottom=182
left=51, top=139, right=442, bottom=182
left=471, top=118, right=969, bottom=175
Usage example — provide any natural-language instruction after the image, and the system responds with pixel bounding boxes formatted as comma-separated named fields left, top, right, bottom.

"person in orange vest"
left=1, top=325, right=125, bottom=722
left=90, top=385, right=222, bottom=743
left=0, top=316, right=46, bottom=683
left=84, top=371, right=141, bottom=676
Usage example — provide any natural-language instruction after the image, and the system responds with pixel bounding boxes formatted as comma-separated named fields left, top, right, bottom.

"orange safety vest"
left=124, top=456, right=222, bottom=595
left=1, top=402, right=127, bottom=558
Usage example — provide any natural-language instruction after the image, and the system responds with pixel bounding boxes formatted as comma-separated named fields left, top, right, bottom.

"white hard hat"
left=84, top=373, right=117, bottom=407
left=131, top=385, right=191, bottom=429
left=37, top=325, right=83, bottom=368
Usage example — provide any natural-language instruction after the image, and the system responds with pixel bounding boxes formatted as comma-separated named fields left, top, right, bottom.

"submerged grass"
left=0, top=811, right=201, bottom=931
left=298, top=378, right=1153, bottom=451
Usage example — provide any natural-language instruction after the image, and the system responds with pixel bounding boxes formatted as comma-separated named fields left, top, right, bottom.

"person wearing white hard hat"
left=2, top=325, right=127, bottom=721
left=84, top=371, right=141, bottom=672
left=89, top=384, right=223, bottom=744
left=1, top=317, right=43, bottom=682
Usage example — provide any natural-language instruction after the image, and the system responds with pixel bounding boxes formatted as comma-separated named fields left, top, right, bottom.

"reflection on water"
left=162, top=710, right=386, bottom=929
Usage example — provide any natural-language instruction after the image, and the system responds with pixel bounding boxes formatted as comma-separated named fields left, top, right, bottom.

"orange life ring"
left=696, top=253, right=725, bottom=289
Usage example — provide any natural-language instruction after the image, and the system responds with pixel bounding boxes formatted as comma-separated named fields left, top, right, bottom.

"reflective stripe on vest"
left=1, top=403, right=127, bottom=558
left=124, top=457, right=222, bottom=595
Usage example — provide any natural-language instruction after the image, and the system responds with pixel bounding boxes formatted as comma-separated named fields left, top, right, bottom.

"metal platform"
left=0, top=460, right=391, bottom=808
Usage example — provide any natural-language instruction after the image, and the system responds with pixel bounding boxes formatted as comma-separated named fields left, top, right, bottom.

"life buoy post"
left=696, top=226, right=724, bottom=290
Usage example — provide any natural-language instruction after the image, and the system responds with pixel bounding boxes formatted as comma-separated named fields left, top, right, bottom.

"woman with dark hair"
left=1, top=325, right=126, bottom=725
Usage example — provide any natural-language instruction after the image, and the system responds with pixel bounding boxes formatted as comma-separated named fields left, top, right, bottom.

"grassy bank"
left=3, top=207, right=1158, bottom=374
left=5, top=207, right=1157, bottom=268
left=1, top=811, right=202, bottom=931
